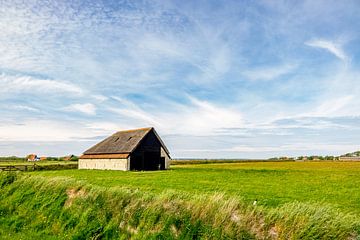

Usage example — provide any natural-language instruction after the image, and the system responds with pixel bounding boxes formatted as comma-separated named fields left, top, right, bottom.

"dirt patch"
left=231, top=211, right=240, bottom=222
left=268, top=225, right=279, bottom=239
left=65, top=188, right=86, bottom=207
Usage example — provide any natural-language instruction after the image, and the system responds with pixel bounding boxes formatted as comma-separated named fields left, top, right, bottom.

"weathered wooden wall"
left=78, top=158, right=129, bottom=170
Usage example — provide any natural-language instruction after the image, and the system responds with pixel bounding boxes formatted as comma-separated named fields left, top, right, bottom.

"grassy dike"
left=0, top=172, right=359, bottom=240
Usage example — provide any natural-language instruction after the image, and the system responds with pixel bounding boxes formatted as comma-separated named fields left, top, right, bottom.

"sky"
left=0, top=0, right=360, bottom=158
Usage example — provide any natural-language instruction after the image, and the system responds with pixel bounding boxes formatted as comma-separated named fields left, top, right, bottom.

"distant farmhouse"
left=339, top=151, right=360, bottom=161
left=79, top=127, right=171, bottom=171
left=339, top=156, right=360, bottom=161
left=27, top=154, right=40, bottom=161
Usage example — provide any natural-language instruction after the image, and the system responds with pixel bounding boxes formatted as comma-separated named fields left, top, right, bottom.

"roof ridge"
left=115, top=127, right=153, bottom=133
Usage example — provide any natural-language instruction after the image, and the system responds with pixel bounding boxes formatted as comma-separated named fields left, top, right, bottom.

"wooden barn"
left=79, top=127, right=171, bottom=171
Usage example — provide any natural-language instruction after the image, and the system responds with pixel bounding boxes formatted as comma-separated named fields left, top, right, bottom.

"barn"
left=79, top=127, right=171, bottom=171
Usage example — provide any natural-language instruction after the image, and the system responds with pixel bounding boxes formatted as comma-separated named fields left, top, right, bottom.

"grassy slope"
left=0, top=172, right=359, bottom=239
left=32, top=162, right=360, bottom=213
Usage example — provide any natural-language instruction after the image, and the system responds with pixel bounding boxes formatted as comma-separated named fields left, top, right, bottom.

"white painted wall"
left=79, top=158, right=129, bottom=171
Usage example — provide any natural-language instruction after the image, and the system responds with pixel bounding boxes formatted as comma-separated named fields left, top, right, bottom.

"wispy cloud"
left=308, top=95, right=354, bottom=117
left=305, top=39, right=348, bottom=61
left=63, top=103, right=96, bottom=115
left=0, top=73, right=83, bottom=95
left=0, top=119, right=94, bottom=141
left=8, top=105, right=40, bottom=112
left=242, top=64, right=297, bottom=81
left=108, top=96, right=243, bottom=135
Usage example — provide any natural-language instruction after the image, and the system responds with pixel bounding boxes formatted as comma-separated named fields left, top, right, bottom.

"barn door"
left=144, top=151, right=160, bottom=170
left=130, top=155, right=143, bottom=170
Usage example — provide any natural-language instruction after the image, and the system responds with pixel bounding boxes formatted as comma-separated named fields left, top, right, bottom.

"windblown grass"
left=32, top=161, right=360, bottom=213
left=0, top=172, right=359, bottom=239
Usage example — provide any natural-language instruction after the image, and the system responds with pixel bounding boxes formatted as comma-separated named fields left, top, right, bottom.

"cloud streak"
left=242, top=64, right=297, bottom=81
left=63, top=103, right=96, bottom=115
left=0, top=73, right=83, bottom=95
left=305, top=39, right=348, bottom=62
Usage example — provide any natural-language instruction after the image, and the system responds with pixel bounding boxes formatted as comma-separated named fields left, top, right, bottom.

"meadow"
left=0, top=161, right=359, bottom=239
left=32, top=161, right=360, bottom=212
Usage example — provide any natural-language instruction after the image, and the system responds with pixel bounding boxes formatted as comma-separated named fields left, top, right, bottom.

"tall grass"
left=33, top=162, right=360, bottom=213
left=0, top=172, right=359, bottom=239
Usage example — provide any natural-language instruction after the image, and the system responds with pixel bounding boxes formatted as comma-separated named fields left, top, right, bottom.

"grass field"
left=32, top=161, right=360, bottom=213
left=1, top=161, right=359, bottom=239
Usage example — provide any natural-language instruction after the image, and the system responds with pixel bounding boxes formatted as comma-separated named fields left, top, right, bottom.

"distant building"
left=62, top=155, right=75, bottom=161
left=27, top=154, right=40, bottom=161
left=79, top=127, right=171, bottom=171
left=339, top=156, right=360, bottom=161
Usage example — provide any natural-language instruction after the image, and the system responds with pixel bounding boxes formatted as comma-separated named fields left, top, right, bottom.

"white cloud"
left=108, top=96, right=243, bottom=135
left=63, top=103, right=96, bottom=115
left=85, top=122, right=127, bottom=135
left=242, top=64, right=296, bottom=81
left=6, top=105, right=39, bottom=112
left=171, top=97, right=243, bottom=135
left=309, top=95, right=354, bottom=117
left=0, top=119, right=94, bottom=141
left=92, top=94, right=108, bottom=102
left=0, top=73, right=83, bottom=95
left=108, top=96, right=159, bottom=124
left=305, top=39, right=348, bottom=61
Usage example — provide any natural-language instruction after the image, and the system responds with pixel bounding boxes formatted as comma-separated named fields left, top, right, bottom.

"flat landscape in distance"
left=0, top=160, right=77, bottom=166
left=32, top=161, right=360, bottom=213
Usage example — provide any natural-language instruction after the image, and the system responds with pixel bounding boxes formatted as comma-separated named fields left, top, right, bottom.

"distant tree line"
left=340, top=151, right=360, bottom=157
left=0, top=155, right=79, bottom=162
left=296, top=156, right=339, bottom=161
left=46, top=155, right=79, bottom=161
left=268, top=155, right=340, bottom=161
left=0, top=156, right=26, bottom=162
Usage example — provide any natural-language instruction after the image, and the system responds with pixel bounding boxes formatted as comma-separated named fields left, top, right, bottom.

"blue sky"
left=0, top=0, right=360, bottom=158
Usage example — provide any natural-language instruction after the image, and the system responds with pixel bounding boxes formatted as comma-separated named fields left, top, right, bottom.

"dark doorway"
left=130, top=155, right=142, bottom=170
left=160, top=157, right=165, bottom=170
left=143, top=151, right=160, bottom=170
left=130, top=152, right=161, bottom=170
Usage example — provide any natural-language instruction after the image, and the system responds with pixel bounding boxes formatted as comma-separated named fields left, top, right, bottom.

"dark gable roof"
left=83, top=127, right=169, bottom=155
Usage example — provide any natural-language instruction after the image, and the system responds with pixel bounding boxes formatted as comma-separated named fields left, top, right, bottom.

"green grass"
left=1, top=161, right=360, bottom=239
left=32, top=161, right=360, bottom=213
left=1, top=171, right=359, bottom=239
